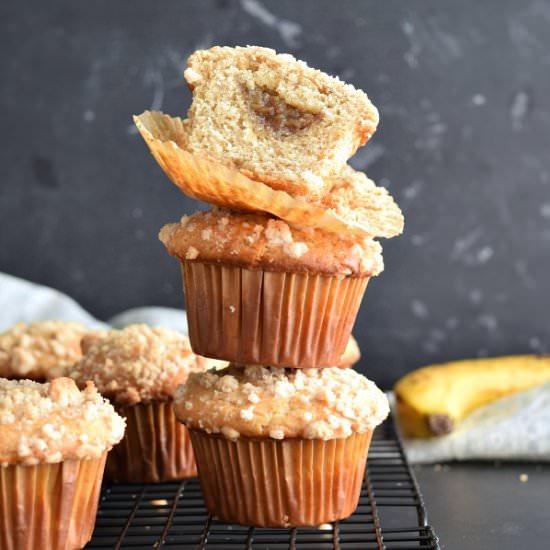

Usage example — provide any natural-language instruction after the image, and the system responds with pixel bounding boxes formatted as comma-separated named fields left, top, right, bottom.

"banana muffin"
left=0, top=377, right=125, bottom=550
left=173, top=365, right=389, bottom=527
left=71, top=324, right=224, bottom=482
left=160, top=208, right=383, bottom=367
left=182, top=46, right=379, bottom=198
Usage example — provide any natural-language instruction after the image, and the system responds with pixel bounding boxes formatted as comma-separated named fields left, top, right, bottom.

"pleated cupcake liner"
left=106, top=400, right=196, bottom=483
left=133, top=111, right=375, bottom=239
left=189, top=430, right=372, bottom=528
left=0, top=452, right=107, bottom=550
left=182, top=262, right=369, bottom=368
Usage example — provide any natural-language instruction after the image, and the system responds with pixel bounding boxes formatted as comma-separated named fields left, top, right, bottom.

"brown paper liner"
left=0, top=453, right=107, bottom=550
left=181, top=262, right=369, bottom=367
left=133, top=111, right=380, bottom=238
left=189, top=430, right=372, bottom=527
left=106, top=400, right=196, bottom=483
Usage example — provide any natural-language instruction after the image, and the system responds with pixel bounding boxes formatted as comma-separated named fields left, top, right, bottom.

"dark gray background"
left=1, top=0, right=549, bottom=388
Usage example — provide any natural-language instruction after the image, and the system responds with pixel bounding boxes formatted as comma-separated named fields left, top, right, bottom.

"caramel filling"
left=246, top=86, right=321, bottom=135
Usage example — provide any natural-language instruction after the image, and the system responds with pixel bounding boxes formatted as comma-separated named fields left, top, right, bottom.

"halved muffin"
left=181, top=46, right=379, bottom=198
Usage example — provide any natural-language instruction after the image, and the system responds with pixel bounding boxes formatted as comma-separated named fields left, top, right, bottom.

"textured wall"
left=1, top=0, right=549, bottom=387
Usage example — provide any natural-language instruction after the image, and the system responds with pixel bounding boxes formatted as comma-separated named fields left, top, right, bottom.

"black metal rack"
left=86, top=419, right=439, bottom=549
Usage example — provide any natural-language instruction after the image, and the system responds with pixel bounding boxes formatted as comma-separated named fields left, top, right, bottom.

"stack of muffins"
left=135, top=46, right=404, bottom=527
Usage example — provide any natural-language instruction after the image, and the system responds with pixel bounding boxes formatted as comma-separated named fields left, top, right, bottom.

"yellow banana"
left=394, top=355, right=550, bottom=438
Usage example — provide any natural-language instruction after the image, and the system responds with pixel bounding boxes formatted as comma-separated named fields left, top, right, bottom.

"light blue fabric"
left=0, top=273, right=187, bottom=333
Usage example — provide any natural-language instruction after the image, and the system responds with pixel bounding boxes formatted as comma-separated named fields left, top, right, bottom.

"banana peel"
left=394, top=355, right=550, bottom=438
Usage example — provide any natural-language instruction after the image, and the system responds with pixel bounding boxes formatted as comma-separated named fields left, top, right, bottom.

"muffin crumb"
left=186, top=246, right=199, bottom=259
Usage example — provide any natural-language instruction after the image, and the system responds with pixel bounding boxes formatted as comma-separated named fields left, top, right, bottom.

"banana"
left=394, top=355, right=550, bottom=438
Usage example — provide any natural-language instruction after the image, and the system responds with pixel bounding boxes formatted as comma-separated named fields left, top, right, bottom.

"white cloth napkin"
left=2, top=273, right=548, bottom=463
left=390, top=386, right=550, bottom=463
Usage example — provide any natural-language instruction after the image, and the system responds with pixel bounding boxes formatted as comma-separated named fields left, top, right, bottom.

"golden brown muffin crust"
left=174, top=365, right=389, bottom=440
left=0, top=321, right=87, bottom=381
left=160, top=208, right=384, bottom=277
left=0, top=377, right=125, bottom=466
left=71, top=324, right=222, bottom=406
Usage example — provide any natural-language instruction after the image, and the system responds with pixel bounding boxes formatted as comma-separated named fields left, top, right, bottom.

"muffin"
left=0, top=377, right=125, bottom=550
left=180, top=46, right=378, bottom=198
left=133, top=45, right=404, bottom=241
left=0, top=320, right=87, bottom=381
left=71, top=324, right=224, bottom=482
left=173, top=365, right=389, bottom=527
left=160, top=208, right=383, bottom=367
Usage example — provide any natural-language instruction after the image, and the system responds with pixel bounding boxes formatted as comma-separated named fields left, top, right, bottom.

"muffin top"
left=160, top=208, right=384, bottom=277
left=71, top=324, right=224, bottom=406
left=174, top=365, right=389, bottom=440
left=0, top=320, right=87, bottom=381
left=0, top=377, right=125, bottom=466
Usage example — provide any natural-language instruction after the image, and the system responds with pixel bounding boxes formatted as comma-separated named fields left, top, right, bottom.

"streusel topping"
left=0, top=377, right=125, bottom=466
left=160, top=208, right=384, bottom=277
left=173, top=365, right=389, bottom=440
left=71, top=324, right=222, bottom=406
left=0, top=320, right=87, bottom=380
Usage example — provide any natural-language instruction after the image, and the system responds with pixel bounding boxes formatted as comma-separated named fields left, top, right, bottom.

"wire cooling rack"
left=86, top=418, right=439, bottom=549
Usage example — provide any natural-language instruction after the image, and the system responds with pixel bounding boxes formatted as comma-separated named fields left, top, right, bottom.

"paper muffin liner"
left=181, top=261, right=369, bottom=368
left=189, top=430, right=372, bottom=527
left=106, top=400, right=196, bottom=483
left=134, top=111, right=377, bottom=238
left=0, top=452, right=107, bottom=550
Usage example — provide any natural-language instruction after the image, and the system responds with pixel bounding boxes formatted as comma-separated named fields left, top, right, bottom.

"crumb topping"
left=173, top=366, right=389, bottom=440
left=71, top=324, right=222, bottom=406
left=160, top=208, right=384, bottom=277
left=0, top=321, right=87, bottom=381
left=339, top=335, right=361, bottom=367
left=0, top=377, right=125, bottom=466
left=316, top=166, right=404, bottom=239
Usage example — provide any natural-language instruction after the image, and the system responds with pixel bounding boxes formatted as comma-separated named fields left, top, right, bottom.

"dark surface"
left=1, top=0, right=550, bottom=386
left=415, top=462, right=550, bottom=550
